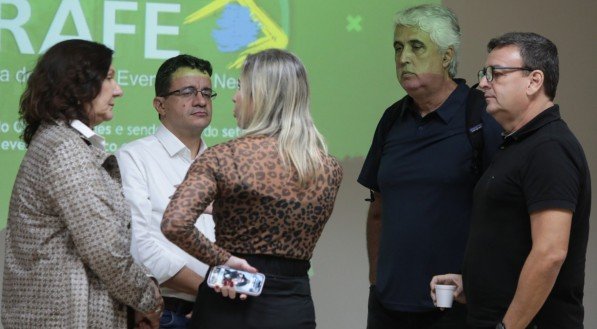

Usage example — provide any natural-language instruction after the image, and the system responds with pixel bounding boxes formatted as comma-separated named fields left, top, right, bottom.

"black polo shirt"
left=358, top=81, right=503, bottom=311
left=463, top=105, right=591, bottom=328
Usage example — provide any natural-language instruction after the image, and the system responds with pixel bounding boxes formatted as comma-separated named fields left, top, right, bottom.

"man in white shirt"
left=116, top=54, right=216, bottom=328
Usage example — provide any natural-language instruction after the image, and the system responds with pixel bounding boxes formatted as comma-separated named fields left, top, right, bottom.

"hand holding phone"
left=207, top=265, right=266, bottom=297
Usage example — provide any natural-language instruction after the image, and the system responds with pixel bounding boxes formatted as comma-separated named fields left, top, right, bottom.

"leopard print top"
left=162, top=135, right=343, bottom=265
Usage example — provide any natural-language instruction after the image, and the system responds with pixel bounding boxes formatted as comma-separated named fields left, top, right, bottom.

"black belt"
left=233, top=253, right=310, bottom=277
left=163, top=296, right=194, bottom=315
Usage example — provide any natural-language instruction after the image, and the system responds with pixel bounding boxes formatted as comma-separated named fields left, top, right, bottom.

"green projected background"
left=0, top=0, right=435, bottom=227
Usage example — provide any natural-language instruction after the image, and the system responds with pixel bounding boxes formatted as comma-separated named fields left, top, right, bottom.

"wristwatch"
left=496, top=321, right=506, bottom=329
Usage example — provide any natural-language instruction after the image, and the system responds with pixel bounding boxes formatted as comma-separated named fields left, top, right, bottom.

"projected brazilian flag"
left=0, top=0, right=434, bottom=227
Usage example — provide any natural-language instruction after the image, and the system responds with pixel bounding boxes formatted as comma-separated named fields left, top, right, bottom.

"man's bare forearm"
left=502, top=209, right=571, bottom=329
left=161, top=266, right=204, bottom=296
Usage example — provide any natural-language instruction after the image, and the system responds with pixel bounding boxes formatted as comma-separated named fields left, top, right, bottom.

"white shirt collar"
left=155, top=123, right=207, bottom=159
left=70, top=120, right=105, bottom=149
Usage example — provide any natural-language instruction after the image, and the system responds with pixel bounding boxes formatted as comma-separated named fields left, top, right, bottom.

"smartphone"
left=207, top=265, right=266, bottom=296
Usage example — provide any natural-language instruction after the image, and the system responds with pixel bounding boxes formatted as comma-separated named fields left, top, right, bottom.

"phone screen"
left=207, top=266, right=266, bottom=296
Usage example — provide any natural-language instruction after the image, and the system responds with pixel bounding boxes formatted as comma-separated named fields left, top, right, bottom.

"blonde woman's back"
left=187, top=134, right=342, bottom=261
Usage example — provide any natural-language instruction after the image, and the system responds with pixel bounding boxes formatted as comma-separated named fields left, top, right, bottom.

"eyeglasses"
left=161, top=86, right=217, bottom=100
left=478, top=66, right=534, bottom=83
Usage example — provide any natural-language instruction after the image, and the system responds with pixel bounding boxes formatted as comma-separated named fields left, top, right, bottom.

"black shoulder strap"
left=365, top=98, right=407, bottom=202
left=466, top=85, right=486, bottom=176
left=380, top=97, right=408, bottom=142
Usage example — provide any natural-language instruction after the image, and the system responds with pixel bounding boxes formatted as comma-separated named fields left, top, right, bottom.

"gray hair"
left=394, top=4, right=461, bottom=77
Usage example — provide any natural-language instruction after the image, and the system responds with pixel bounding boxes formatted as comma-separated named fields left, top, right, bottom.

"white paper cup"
left=435, top=284, right=456, bottom=308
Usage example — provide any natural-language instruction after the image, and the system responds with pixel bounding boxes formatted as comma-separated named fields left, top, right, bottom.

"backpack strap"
left=380, top=97, right=409, bottom=142
left=466, top=85, right=486, bottom=176
left=363, top=98, right=408, bottom=202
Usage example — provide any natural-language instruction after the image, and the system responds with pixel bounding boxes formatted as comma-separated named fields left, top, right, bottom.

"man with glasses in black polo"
left=116, top=55, right=217, bottom=328
left=431, top=32, right=591, bottom=329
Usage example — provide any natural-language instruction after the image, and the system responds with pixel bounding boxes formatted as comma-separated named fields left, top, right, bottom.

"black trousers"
left=367, top=285, right=470, bottom=329
left=188, top=255, right=315, bottom=329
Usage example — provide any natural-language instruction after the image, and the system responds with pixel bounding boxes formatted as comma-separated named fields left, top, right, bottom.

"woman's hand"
left=212, top=256, right=258, bottom=300
left=135, top=279, right=163, bottom=328
left=224, top=255, right=258, bottom=273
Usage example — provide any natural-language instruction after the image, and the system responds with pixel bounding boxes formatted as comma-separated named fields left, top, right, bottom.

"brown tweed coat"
left=2, top=122, right=160, bottom=328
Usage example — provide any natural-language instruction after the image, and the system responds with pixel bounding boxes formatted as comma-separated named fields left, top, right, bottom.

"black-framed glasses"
left=478, top=66, right=534, bottom=83
left=161, top=86, right=217, bottom=100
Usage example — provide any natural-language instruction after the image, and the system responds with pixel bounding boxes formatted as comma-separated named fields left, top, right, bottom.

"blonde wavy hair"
left=238, top=49, right=328, bottom=185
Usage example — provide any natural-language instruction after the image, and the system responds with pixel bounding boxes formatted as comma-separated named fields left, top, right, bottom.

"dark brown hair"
left=19, top=39, right=114, bottom=146
left=488, top=32, right=559, bottom=100
left=155, top=54, right=212, bottom=97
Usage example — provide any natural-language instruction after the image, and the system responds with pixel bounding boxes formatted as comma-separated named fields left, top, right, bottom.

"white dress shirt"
left=116, top=124, right=215, bottom=302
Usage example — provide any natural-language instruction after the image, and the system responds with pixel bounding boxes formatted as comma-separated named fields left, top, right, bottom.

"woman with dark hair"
left=161, top=49, right=343, bottom=329
left=2, top=39, right=163, bottom=329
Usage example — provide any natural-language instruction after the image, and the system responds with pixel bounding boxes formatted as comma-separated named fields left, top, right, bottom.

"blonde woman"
left=161, top=49, right=343, bottom=329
